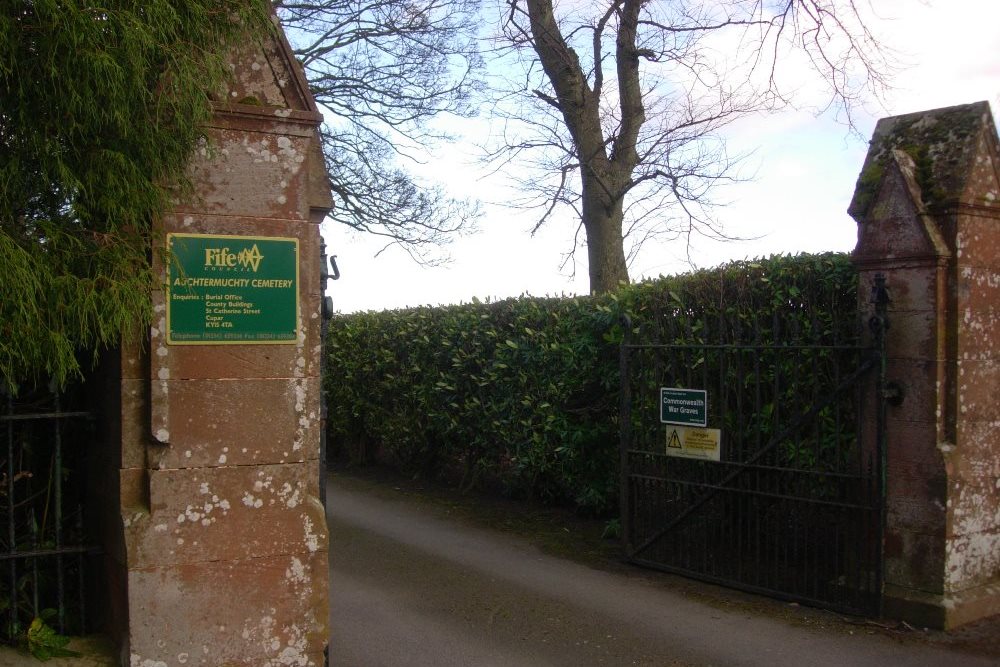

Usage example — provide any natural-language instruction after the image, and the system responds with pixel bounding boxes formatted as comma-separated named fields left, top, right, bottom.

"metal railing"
left=619, top=278, right=888, bottom=615
left=1, top=384, right=98, bottom=644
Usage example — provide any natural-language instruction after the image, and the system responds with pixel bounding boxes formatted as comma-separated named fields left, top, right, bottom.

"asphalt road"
left=326, top=475, right=997, bottom=667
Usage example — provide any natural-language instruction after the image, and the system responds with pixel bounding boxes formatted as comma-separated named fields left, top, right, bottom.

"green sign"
left=660, top=387, right=707, bottom=427
left=166, top=233, right=299, bottom=345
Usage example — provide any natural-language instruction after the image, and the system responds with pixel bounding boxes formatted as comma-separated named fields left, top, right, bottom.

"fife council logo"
left=203, top=244, right=264, bottom=272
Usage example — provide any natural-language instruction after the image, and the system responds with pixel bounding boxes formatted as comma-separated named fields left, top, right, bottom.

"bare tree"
left=275, top=0, right=484, bottom=263
left=487, top=1, right=892, bottom=293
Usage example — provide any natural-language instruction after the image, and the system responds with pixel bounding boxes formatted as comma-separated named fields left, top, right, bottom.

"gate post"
left=93, top=15, right=333, bottom=664
left=849, top=102, right=1000, bottom=628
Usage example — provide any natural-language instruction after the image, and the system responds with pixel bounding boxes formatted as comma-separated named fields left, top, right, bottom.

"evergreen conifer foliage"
left=0, top=1, right=268, bottom=390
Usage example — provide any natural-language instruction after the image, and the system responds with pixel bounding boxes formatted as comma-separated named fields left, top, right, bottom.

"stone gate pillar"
left=96, top=16, right=332, bottom=666
left=849, top=102, right=1000, bottom=628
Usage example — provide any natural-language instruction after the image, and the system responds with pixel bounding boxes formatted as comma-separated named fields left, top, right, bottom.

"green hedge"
left=324, top=253, right=859, bottom=514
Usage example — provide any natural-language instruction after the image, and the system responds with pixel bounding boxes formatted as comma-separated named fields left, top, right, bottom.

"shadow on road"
left=327, top=467, right=1000, bottom=667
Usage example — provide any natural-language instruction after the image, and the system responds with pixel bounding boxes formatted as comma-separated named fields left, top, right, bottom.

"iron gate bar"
left=5, top=398, right=14, bottom=640
left=627, top=353, right=878, bottom=558
left=0, top=412, right=92, bottom=422
left=619, top=275, right=889, bottom=616
left=623, top=344, right=871, bottom=351
left=627, top=554, right=866, bottom=615
left=2, top=389, right=97, bottom=643
left=618, top=315, right=634, bottom=561
left=624, top=496, right=880, bottom=616
left=0, top=546, right=100, bottom=561
left=628, top=472, right=875, bottom=509
left=54, top=392, right=64, bottom=630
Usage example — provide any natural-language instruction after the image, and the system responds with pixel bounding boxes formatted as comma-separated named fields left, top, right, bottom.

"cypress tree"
left=0, top=1, right=270, bottom=390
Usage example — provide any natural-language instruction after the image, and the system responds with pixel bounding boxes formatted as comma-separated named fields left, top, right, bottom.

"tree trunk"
left=582, top=178, right=629, bottom=294
left=524, top=0, right=637, bottom=294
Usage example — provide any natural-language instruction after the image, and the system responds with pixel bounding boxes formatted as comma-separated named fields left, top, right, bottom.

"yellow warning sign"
left=665, top=426, right=722, bottom=461
left=667, top=429, right=683, bottom=449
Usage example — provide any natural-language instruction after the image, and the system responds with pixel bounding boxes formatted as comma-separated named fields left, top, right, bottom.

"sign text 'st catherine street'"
left=166, top=233, right=299, bottom=345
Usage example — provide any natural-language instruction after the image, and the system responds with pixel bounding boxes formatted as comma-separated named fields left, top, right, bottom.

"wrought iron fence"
left=619, top=278, right=888, bottom=615
left=1, top=383, right=98, bottom=644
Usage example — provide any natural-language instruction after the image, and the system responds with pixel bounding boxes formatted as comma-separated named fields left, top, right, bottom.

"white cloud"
left=325, top=0, right=1000, bottom=313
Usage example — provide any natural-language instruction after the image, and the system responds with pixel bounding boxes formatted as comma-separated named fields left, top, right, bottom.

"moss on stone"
left=849, top=102, right=994, bottom=220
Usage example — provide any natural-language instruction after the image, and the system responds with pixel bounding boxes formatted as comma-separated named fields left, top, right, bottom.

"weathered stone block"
left=120, top=468, right=148, bottom=512
left=121, top=379, right=148, bottom=470
left=883, top=528, right=945, bottom=594
left=884, top=358, right=944, bottom=424
left=881, top=419, right=943, bottom=467
left=946, top=471, right=1000, bottom=563
left=861, top=267, right=941, bottom=315
left=954, top=359, right=1000, bottom=423
left=966, top=132, right=1000, bottom=190
left=151, top=315, right=322, bottom=383
left=222, top=39, right=299, bottom=108
left=956, top=215, right=1000, bottom=269
left=147, top=377, right=320, bottom=468
left=954, top=421, right=1000, bottom=478
left=124, top=463, right=326, bottom=567
left=945, top=527, right=1000, bottom=591
left=956, top=267, right=1000, bottom=359
left=881, top=309, right=939, bottom=362
left=854, top=165, right=938, bottom=263
left=886, top=467, right=946, bottom=531
left=126, top=551, right=328, bottom=667
left=121, top=341, right=148, bottom=381
left=177, top=128, right=314, bottom=221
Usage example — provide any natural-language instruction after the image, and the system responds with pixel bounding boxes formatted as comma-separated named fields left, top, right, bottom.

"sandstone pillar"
left=850, top=101, right=1000, bottom=628
left=99, top=17, right=332, bottom=665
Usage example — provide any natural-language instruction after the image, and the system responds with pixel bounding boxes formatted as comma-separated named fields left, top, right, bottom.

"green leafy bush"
left=324, top=253, right=858, bottom=514
left=23, top=612, right=79, bottom=661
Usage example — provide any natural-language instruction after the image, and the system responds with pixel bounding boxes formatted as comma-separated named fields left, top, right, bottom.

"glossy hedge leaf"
left=323, top=253, right=858, bottom=514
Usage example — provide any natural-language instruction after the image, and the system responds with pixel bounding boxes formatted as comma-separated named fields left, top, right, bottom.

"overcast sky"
left=321, top=0, right=1000, bottom=314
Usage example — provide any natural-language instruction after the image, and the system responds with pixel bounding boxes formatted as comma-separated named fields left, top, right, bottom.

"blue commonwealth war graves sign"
left=660, top=387, right=707, bottom=427
left=166, top=233, right=299, bottom=345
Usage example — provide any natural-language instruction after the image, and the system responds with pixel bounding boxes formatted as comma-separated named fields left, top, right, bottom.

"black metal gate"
left=1, top=382, right=98, bottom=644
left=619, top=277, right=889, bottom=616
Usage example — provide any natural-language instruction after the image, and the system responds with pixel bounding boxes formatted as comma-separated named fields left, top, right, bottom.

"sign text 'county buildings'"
left=166, top=233, right=299, bottom=345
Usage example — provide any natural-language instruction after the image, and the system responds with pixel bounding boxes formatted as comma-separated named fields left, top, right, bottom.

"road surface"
left=326, top=474, right=997, bottom=667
